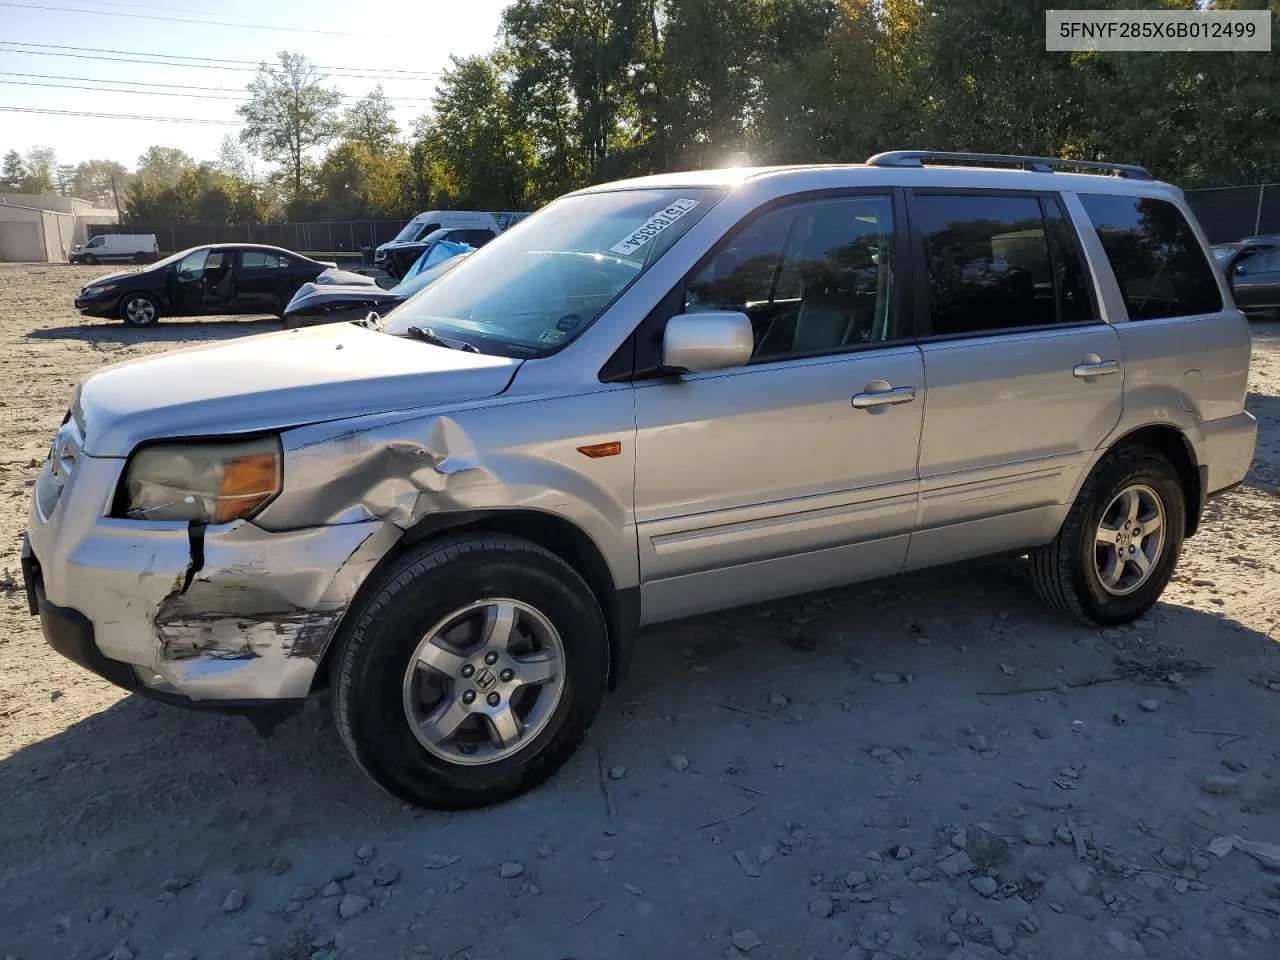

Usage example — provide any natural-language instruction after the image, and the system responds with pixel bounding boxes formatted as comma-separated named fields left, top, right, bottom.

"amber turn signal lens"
left=577, top=441, right=622, bottom=458
left=213, top=452, right=281, bottom=523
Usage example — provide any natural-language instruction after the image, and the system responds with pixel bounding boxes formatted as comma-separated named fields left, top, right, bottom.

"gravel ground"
left=1, top=262, right=1279, bottom=960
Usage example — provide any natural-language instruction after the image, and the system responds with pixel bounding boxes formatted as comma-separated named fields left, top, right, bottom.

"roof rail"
left=865, top=150, right=1151, bottom=180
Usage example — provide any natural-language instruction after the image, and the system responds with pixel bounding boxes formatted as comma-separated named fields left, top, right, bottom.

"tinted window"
left=240, top=251, right=283, bottom=269
left=1237, top=248, right=1280, bottom=275
left=685, top=194, right=899, bottom=359
left=1080, top=194, right=1221, bottom=320
left=917, top=194, right=1070, bottom=335
left=415, top=222, right=441, bottom=241
left=86, top=236, right=104, bottom=248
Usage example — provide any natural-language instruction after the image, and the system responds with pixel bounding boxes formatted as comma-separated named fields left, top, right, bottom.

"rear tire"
left=1031, top=445, right=1185, bottom=626
left=119, top=293, right=161, bottom=326
left=133, top=253, right=148, bottom=264
left=330, top=533, right=609, bottom=809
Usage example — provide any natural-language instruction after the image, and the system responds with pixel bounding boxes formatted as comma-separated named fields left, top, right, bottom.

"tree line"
left=5, top=0, right=1279, bottom=225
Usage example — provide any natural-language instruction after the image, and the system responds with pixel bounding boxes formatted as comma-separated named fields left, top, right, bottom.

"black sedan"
left=74, top=244, right=338, bottom=326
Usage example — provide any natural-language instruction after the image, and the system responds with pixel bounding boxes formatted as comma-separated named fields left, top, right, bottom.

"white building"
left=0, top=194, right=119, bottom=262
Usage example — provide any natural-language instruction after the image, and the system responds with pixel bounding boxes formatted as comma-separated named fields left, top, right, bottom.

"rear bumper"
left=1201, top=410, right=1258, bottom=495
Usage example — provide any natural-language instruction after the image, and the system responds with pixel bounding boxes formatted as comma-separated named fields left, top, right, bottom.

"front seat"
left=790, top=287, right=856, bottom=354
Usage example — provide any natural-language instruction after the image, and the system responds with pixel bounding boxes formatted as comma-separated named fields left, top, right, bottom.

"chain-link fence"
left=1184, top=184, right=1280, bottom=242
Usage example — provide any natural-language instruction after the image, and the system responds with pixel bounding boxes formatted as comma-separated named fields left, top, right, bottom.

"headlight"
left=85, top=284, right=116, bottom=296
left=121, top=437, right=282, bottom=523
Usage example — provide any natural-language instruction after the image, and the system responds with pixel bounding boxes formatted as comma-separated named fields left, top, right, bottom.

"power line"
left=0, top=105, right=241, bottom=124
left=0, top=74, right=436, bottom=103
left=0, top=41, right=443, bottom=77
left=0, top=1, right=354, bottom=35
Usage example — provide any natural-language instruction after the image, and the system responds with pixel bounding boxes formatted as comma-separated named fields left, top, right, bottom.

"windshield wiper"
left=405, top=325, right=480, bottom=353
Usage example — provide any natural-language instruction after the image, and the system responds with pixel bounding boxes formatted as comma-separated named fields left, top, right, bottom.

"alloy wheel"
left=401, top=599, right=565, bottom=766
left=1094, top=483, right=1166, bottom=596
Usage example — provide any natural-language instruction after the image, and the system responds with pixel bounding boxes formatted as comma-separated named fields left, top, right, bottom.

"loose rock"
left=592, top=849, right=615, bottom=862
left=373, top=863, right=400, bottom=886
left=990, top=925, right=1015, bottom=954
left=808, top=896, right=834, bottom=919
left=499, top=861, right=525, bottom=879
left=321, top=881, right=343, bottom=898
left=731, top=929, right=763, bottom=951
left=668, top=754, right=690, bottom=771
left=609, top=765, right=627, bottom=780
left=338, top=894, right=371, bottom=920
left=1200, top=774, right=1240, bottom=795
left=355, top=844, right=376, bottom=860
left=220, top=889, right=246, bottom=913
left=970, top=876, right=998, bottom=897
left=937, top=851, right=975, bottom=878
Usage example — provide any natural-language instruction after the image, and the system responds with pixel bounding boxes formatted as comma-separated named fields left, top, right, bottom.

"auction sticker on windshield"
left=610, top=199, right=701, bottom=257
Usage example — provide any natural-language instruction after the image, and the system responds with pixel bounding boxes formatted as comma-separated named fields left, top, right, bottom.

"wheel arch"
left=1101, top=424, right=1203, bottom=538
left=313, top=508, right=637, bottom=694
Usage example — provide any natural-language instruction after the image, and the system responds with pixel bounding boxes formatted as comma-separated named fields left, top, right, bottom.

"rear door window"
left=240, top=251, right=284, bottom=270
left=915, top=193, right=1091, bottom=335
left=1079, top=194, right=1222, bottom=320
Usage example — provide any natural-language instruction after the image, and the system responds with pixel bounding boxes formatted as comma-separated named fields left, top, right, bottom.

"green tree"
left=343, top=86, right=399, bottom=156
left=1, top=150, right=25, bottom=191
left=431, top=54, right=538, bottom=208
left=237, top=51, right=343, bottom=198
left=21, top=146, right=57, bottom=194
left=134, top=146, right=194, bottom=190
left=70, top=160, right=130, bottom=209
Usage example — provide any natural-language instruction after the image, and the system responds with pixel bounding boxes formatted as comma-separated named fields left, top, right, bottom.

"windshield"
left=403, top=238, right=472, bottom=281
left=147, top=246, right=202, bottom=270
left=392, top=220, right=426, bottom=243
left=391, top=251, right=471, bottom=298
left=385, top=188, right=722, bottom=353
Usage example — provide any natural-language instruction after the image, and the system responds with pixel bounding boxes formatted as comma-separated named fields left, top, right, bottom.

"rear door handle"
left=1072, top=358, right=1120, bottom=379
left=851, top=384, right=917, bottom=409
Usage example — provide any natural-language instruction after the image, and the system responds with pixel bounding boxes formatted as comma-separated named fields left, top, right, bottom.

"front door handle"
left=1072, top=357, right=1120, bottom=379
left=851, top=383, right=917, bottom=409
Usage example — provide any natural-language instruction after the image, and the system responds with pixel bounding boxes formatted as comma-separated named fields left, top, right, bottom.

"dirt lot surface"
left=1, top=261, right=1280, bottom=960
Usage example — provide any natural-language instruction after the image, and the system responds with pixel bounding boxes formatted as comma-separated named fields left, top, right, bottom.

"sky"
left=0, top=0, right=511, bottom=170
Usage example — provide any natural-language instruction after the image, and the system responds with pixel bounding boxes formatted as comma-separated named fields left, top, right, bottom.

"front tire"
left=119, top=293, right=161, bottom=326
left=330, top=533, right=609, bottom=809
left=1031, top=445, right=1185, bottom=625
left=83, top=254, right=97, bottom=265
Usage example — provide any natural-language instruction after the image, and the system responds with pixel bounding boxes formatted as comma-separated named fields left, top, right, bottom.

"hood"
left=77, top=323, right=520, bottom=456
left=376, top=239, right=423, bottom=254
left=313, top=267, right=379, bottom=286
left=285, top=281, right=401, bottom=315
left=80, top=269, right=139, bottom=291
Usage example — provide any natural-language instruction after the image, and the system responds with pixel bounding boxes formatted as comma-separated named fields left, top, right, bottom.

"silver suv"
left=23, top=151, right=1257, bottom=808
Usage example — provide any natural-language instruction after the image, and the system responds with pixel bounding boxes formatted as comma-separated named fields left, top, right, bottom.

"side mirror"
left=662, top=311, right=753, bottom=373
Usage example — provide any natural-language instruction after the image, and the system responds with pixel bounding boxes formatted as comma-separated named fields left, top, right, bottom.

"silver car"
left=23, top=151, right=1257, bottom=808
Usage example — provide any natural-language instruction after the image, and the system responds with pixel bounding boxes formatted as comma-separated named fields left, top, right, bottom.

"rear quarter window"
left=1079, top=194, right=1221, bottom=320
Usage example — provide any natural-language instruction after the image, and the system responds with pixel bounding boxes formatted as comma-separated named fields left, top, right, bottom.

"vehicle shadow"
left=3, top=554, right=1280, bottom=957
left=26, top=316, right=285, bottom=347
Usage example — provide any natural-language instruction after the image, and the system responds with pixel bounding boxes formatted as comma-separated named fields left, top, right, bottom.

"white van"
left=69, top=234, right=160, bottom=265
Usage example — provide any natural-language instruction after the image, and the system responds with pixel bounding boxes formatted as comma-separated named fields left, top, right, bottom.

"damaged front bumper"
left=25, top=450, right=393, bottom=710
